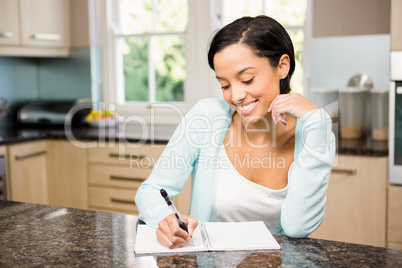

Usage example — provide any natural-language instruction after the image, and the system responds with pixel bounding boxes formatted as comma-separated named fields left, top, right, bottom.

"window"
left=112, top=0, right=187, bottom=105
left=102, top=1, right=310, bottom=125
left=222, top=0, right=308, bottom=95
left=104, top=0, right=219, bottom=125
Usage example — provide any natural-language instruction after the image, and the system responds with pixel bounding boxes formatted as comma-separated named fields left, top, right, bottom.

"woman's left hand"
left=267, top=93, right=319, bottom=126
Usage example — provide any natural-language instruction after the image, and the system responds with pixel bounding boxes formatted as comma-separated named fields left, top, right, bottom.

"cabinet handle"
left=110, top=175, right=144, bottom=182
left=109, top=153, right=145, bottom=159
left=331, top=168, right=357, bottom=175
left=0, top=32, right=13, bottom=38
left=15, top=151, right=46, bottom=160
left=33, top=33, right=61, bottom=41
left=111, top=198, right=135, bottom=205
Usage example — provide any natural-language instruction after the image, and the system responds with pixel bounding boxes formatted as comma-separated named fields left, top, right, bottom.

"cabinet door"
left=391, top=0, right=402, bottom=51
left=47, top=140, right=87, bottom=210
left=388, top=185, right=402, bottom=249
left=309, top=155, right=387, bottom=247
left=8, top=141, right=48, bottom=205
left=0, top=0, right=20, bottom=45
left=19, top=0, right=69, bottom=48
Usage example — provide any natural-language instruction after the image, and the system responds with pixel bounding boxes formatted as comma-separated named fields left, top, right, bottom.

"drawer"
left=89, top=186, right=138, bottom=214
left=88, top=164, right=150, bottom=188
left=87, top=143, right=164, bottom=167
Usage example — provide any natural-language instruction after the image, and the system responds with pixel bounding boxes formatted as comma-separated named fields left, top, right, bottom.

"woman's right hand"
left=156, top=214, right=198, bottom=249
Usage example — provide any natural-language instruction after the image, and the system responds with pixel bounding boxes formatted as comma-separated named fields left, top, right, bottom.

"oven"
left=389, top=51, right=402, bottom=185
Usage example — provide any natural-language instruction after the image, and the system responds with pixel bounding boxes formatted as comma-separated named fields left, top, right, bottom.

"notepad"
left=134, top=221, right=280, bottom=255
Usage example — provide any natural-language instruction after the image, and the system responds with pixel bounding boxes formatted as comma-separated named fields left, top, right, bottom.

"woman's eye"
left=221, top=85, right=230, bottom=90
left=243, top=78, right=254, bottom=85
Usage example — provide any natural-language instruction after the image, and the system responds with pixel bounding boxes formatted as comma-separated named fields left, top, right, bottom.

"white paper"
left=204, top=221, right=280, bottom=251
left=134, top=221, right=280, bottom=255
left=134, top=224, right=207, bottom=255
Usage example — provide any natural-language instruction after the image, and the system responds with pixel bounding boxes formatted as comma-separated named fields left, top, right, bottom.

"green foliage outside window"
left=119, top=0, right=187, bottom=103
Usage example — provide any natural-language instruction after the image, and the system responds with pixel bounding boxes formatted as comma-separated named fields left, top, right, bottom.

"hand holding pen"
left=156, top=189, right=198, bottom=249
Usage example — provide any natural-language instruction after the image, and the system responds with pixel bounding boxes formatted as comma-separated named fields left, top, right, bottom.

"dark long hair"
left=208, top=16, right=295, bottom=94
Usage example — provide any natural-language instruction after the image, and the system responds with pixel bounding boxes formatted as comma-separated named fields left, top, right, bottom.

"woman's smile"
left=213, top=44, right=282, bottom=125
left=237, top=100, right=259, bottom=115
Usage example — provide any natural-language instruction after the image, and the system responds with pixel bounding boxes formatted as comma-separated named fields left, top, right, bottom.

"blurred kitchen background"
left=0, top=0, right=391, bottom=129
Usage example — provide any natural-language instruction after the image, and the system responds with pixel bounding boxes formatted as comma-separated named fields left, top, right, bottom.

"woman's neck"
left=232, top=112, right=293, bottom=147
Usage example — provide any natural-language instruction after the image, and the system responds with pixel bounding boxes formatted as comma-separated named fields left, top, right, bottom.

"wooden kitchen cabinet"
left=46, top=140, right=88, bottom=210
left=86, top=143, right=192, bottom=215
left=388, top=185, right=402, bottom=249
left=0, top=0, right=70, bottom=57
left=0, top=0, right=20, bottom=46
left=391, top=0, right=402, bottom=51
left=87, top=143, right=164, bottom=215
left=309, top=155, right=387, bottom=247
left=8, top=141, right=48, bottom=205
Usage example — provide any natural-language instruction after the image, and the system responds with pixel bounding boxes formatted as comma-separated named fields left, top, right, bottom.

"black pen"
left=160, top=188, right=189, bottom=234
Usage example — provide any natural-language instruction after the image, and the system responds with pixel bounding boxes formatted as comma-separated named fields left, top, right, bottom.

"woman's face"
left=213, top=44, right=284, bottom=124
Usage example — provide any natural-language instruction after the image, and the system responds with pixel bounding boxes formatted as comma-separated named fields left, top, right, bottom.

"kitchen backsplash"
left=310, top=34, right=390, bottom=89
left=0, top=48, right=92, bottom=129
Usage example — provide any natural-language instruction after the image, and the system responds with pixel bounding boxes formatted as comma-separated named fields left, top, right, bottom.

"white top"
left=211, top=146, right=288, bottom=234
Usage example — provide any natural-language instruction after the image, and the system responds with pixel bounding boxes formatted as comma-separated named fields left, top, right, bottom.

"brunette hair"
left=208, top=15, right=295, bottom=94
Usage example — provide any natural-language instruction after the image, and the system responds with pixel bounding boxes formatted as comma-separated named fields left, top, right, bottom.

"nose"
left=231, top=84, right=247, bottom=104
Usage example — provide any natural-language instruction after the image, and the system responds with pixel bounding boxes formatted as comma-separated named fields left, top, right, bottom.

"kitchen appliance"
left=371, top=88, right=389, bottom=141
left=0, top=153, right=7, bottom=201
left=389, top=51, right=402, bottom=185
left=339, top=87, right=370, bottom=139
left=348, top=73, right=374, bottom=88
left=16, top=99, right=91, bottom=128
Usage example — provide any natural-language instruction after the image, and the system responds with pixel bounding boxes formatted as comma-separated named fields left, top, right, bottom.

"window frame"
left=101, top=0, right=222, bottom=126
left=99, top=0, right=311, bottom=126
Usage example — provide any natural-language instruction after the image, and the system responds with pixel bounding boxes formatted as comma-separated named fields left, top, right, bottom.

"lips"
left=237, top=100, right=259, bottom=115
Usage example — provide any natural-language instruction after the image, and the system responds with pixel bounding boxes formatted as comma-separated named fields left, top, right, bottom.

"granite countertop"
left=0, top=125, right=388, bottom=156
left=0, top=124, right=174, bottom=145
left=1, top=200, right=401, bottom=267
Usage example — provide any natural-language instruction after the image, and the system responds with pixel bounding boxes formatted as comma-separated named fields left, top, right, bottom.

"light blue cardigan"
left=135, top=98, right=336, bottom=238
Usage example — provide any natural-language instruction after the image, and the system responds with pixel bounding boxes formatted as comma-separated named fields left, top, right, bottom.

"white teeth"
left=238, top=101, right=257, bottom=111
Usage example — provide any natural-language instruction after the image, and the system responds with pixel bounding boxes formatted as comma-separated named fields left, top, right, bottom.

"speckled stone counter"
left=1, top=201, right=401, bottom=267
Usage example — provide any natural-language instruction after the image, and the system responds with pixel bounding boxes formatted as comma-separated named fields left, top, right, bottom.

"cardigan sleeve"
left=135, top=98, right=228, bottom=229
left=280, top=108, right=336, bottom=238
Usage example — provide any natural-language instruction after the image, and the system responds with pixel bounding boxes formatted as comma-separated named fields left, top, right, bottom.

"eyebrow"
left=216, top=66, right=255, bottom=80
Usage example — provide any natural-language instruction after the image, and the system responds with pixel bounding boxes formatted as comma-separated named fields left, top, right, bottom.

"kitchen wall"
left=0, top=0, right=94, bottom=130
left=310, top=0, right=391, bottom=90
left=310, top=35, right=390, bottom=89
left=0, top=49, right=92, bottom=129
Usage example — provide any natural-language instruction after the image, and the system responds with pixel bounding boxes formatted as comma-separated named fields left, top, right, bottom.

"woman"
left=135, top=15, right=336, bottom=249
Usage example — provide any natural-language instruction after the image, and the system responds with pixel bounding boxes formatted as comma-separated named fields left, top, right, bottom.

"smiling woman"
left=222, top=0, right=308, bottom=95
left=135, top=15, right=336, bottom=249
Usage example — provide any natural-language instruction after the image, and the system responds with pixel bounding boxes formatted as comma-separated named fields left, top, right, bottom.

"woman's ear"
left=278, top=54, right=290, bottom=79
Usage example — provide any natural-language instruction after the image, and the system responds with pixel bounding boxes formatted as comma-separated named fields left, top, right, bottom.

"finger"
left=156, top=227, right=187, bottom=249
left=158, top=217, right=190, bottom=248
left=278, top=116, right=287, bottom=127
left=270, top=96, right=292, bottom=122
left=269, top=95, right=287, bottom=123
left=166, top=215, right=192, bottom=242
left=183, top=215, right=199, bottom=236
